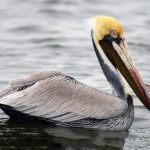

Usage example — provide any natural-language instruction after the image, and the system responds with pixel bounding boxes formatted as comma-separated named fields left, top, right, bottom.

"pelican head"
left=91, top=16, right=150, bottom=110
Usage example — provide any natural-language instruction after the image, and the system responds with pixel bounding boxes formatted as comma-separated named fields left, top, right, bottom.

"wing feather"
left=0, top=71, right=127, bottom=122
left=0, top=71, right=61, bottom=97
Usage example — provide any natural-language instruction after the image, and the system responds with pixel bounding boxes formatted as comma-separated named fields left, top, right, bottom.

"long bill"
left=99, top=39, right=150, bottom=110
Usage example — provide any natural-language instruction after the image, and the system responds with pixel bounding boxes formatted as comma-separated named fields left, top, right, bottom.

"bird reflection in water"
left=0, top=119, right=128, bottom=150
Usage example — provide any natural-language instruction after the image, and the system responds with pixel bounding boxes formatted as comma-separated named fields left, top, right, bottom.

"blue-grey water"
left=0, top=0, right=150, bottom=149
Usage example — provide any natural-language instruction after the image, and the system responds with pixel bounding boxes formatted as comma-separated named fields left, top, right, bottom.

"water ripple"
left=0, top=0, right=150, bottom=149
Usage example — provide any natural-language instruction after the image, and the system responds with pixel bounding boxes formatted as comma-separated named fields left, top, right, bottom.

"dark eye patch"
left=113, top=37, right=122, bottom=45
left=103, top=34, right=122, bottom=45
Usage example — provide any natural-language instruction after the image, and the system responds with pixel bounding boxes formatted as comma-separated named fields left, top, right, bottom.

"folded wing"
left=0, top=71, right=127, bottom=122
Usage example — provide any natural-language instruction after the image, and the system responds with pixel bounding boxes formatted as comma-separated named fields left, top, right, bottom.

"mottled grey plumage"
left=0, top=71, right=134, bottom=130
left=59, top=96, right=134, bottom=131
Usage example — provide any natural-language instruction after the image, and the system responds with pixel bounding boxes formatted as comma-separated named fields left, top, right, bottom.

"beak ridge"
left=112, top=41, right=150, bottom=110
left=99, top=36, right=150, bottom=110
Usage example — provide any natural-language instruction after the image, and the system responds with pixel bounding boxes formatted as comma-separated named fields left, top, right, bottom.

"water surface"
left=0, top=0, right=150, bottom=149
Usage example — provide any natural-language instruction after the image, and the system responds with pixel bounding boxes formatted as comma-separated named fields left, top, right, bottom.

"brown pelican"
left=0, top=16, right=150, bottom=130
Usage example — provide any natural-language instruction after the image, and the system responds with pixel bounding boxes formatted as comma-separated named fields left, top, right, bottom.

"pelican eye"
left=111, top=30, right=118, bottom=39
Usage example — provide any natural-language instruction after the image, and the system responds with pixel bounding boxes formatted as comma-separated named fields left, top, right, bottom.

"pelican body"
left=0, top=16, right=150, bottom=131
